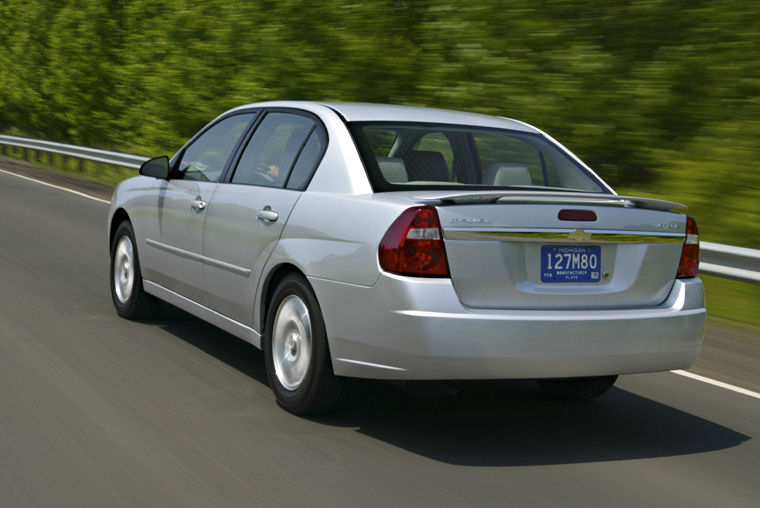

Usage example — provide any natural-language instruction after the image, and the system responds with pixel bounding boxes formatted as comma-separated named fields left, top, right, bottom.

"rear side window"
left=232, top=113, right=316, bottom=188
left=286, top=128, right=326, bottom=190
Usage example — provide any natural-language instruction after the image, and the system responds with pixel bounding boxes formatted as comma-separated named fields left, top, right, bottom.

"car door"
left=141, top=112, right=256, bottom=302
left=201, top=110, right=327, bottom=325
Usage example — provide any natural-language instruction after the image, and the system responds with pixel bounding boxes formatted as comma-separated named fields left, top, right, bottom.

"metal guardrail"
left=1, top=134, right=759, bottom=284
left=0, top=134, right=149, bottom=169
left=701, top=242, right=760, bottom=284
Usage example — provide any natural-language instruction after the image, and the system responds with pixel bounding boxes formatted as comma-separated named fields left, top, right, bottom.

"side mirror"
left=139, top=156, right=170, bottom=179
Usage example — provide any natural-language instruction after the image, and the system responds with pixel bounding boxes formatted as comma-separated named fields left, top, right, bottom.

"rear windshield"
left=349, top=122, right=608, bottom=193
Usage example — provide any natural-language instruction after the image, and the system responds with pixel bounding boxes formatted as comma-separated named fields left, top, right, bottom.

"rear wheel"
left=537, top=375, right=617, bottom=400
left=264, top=274, right=342, bottom=414
left=110, top=221, right=158, bottom=319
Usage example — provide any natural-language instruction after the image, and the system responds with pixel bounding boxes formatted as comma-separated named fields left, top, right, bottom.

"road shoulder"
left=0, top=155, right=116, bottom=201
left=691, top=319, right=760, bottom=393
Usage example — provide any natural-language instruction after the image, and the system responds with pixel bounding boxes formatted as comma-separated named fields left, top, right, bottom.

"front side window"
left=176, top=113, right=255, bottom=182
left=350, top=122, right=607, bottom=193
left=231, top=112, right=317, bottom=188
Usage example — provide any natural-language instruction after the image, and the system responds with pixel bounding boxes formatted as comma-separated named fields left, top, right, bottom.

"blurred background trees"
left=1, top=0, right=758, bottom=247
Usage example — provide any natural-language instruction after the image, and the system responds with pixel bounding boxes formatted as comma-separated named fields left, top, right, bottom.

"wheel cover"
left=272, top=295, right=312, bottom=391
left=113, top=235, right=135, bottom=304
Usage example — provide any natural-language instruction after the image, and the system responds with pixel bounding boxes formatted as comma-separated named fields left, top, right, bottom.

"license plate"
left=541, top=245, right=601, bottom=283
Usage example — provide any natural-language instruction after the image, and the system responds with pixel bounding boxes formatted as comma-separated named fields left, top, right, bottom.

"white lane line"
left=0, top=167, right=111, bottom=204
left=671, top=370, right=760, bottom=400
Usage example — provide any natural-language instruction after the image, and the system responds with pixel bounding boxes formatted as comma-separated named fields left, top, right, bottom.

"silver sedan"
left=108, top=101, right=705, bottom=413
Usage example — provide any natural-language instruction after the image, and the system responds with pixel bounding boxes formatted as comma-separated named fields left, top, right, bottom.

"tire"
left=537, top=375, right=617, bottom=400
left=110, top=221, right=159, bottom=320
left=263, top=274, right=342, bottom=414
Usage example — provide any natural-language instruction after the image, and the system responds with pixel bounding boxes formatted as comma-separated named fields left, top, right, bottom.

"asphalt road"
left=1, top=167, right=759, bottom=507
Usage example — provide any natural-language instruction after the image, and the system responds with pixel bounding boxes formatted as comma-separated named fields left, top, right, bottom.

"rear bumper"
left=310, top=275, right=706, bottom=380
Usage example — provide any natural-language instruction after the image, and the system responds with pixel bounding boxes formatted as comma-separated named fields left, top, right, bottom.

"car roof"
left=228, top=100, right=539, bottom=133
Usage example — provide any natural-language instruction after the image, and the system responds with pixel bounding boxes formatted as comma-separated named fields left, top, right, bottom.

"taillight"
left=379, top=206, right=450, bottom=277
left=676, top=216, right=699, bottom=278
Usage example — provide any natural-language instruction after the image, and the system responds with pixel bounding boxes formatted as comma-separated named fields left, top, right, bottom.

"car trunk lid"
left=424, top=191, right=687, bottom=310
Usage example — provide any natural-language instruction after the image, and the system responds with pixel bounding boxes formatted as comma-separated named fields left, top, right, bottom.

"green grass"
left=701, top=274, right=760, bottom=330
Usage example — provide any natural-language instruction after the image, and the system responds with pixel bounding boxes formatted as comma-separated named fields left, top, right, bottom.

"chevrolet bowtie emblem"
left=567, top=229, right=592, bottom=242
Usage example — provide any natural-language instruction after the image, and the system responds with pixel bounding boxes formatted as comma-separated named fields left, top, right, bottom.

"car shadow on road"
left=154, top=303, right=270, bottom=387
left=155, top=304, right=749, bottom=468
left=318, top=379, right=750, bottom=466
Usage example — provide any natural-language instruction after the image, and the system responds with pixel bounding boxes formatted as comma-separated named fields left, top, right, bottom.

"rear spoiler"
left=415, top=191, right=686, bottom=212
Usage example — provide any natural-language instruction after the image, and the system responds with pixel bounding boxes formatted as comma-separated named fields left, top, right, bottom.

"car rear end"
left=311, top=105, right=705, bottom=380
left=318, top=200, right=704, bottom=380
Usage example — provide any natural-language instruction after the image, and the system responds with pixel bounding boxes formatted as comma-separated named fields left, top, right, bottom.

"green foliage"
left=700, top=274, right=760, bottom=330
left=1, top=0, right=759, bottom=249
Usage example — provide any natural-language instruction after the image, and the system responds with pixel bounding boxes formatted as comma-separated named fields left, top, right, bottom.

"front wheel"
left=110, top=221, right=158, bottom=319
left=537, top=375, right=617, bottom=400
left=263, top=274, right=342, bottom=414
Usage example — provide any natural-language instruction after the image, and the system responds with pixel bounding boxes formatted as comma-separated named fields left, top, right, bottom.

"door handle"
left=257, top=207, right=279, bottom=222
left=191, top=199, right=207, bottom=211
